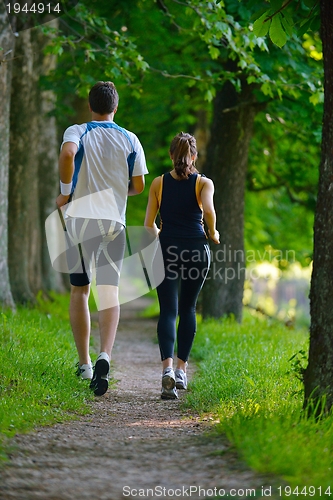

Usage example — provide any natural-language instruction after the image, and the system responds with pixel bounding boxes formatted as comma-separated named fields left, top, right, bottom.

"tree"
left=0, top=4, right=15, bottom=309
left=249, top=0, right=333, bottom=411
left=9, top=28, right=44, bottom=303
left=304, top=0, right=333, bottom=412
left=38, top=22, right=65, bottom=293
left=202, top=77, right=259, bottom=320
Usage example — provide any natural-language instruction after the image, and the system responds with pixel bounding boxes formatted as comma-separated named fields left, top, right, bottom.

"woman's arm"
left=200, top=177, right=220, bottom=244
left=144, top=177, right=162, bottom=237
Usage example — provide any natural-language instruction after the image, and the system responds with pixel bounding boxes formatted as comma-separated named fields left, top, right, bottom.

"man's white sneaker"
left=175, top=369, right=187, bottom=390
left=76, top=362, right=93, bottom=380
left=90, top=352, right=110, bottom=396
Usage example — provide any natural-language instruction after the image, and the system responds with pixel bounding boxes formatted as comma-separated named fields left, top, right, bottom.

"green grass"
left=138, top=289, right=159, bottom=318
left=0, top=292, right=95, bottom=460
left=186, top=312, right=333, bottom=496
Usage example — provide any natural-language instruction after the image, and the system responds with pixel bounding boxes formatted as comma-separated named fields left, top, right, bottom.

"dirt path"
left=0, top=298, right=274, bottom=500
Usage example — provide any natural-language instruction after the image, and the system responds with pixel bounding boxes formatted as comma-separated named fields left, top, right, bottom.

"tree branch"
left=247, top=181, right=285, bottom=192
left=155, top=0, right=183, bottom=31
left=264, top=0, right=294, bottom=23
left=222, top=100, right=269, bottom=113
left=149, top=66, right=216, bottom=83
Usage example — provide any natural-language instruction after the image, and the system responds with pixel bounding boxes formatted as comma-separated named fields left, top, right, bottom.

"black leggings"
left=156, top=236, right=210, bottom=362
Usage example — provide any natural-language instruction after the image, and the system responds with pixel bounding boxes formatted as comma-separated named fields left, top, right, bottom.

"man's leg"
left=88, top=285, right=119, bottom=396
left=90, top=223, right=125, bottom=395
left=69, top=284, right=91, bottom=365
left=96, top=284, right=120, bottom=358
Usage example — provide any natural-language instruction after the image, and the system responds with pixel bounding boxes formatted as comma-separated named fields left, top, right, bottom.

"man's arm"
left=56, top=141, right=78, bottom=208
left=128, top=175, right=145, bottom=196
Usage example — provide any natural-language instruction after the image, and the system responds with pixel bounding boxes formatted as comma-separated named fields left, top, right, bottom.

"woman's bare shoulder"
left=150, top=176, right=163, bottom=189
left=198, top=175, right=214, bottom=188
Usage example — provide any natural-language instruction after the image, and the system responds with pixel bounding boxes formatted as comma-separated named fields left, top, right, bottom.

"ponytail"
left=169, top=132, right=198, bottom=179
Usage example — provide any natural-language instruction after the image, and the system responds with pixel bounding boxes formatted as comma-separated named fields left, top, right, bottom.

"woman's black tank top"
left=159, top=172, right=206, bottom=239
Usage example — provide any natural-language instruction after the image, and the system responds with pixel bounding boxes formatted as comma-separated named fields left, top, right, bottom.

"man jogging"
left=56, top=81, right=148, bottom=396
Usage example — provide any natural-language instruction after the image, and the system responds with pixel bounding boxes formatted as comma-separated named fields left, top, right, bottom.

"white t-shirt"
left=62, top=121, right=148, bottom=225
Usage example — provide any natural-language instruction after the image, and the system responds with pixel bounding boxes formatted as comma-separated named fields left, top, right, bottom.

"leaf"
left=204, top=89, right=215, bottom=102
left=303, top=0, right=317, bottom=7
left=250, top=7, right=269, bottom=22
left=297, top=17, right=313, bottom=37
left=309, top=91, right=324, bottom=105
left=269, top=14, right=287, bottom=48
left=270, top=0, right=283, bottom=10
left=309, top=14, right=321, bottom=33
left=247, top=75, right=258, bottom=84
left=253, top=12, right=271, bottom=38
left=209, top=46, right=220, bottom=60
left=281, top=14, right=294, bottom=37
left=261, top=81, right=274, bottom=97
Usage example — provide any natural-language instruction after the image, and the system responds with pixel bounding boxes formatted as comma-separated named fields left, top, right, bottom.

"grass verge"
left=0, top=292, right=95, bottom=461
left=186, top=311, right=333, bottom=496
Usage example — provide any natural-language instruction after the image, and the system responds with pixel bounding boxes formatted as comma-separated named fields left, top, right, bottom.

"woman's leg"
left=69, top=284, right=91, bottom=365
left=156, top=275, right=179, bottom=363
left=177, top=241, right=210, bottom=366
left=155, top=237, right=181, bottom=365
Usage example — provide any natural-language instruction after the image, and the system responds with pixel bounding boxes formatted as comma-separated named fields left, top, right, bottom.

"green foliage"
left=0, top=294, right=94, bottom=460
left=251, top=0, right=320, bottom=47
left=41, top=0, right=323, bottom=263
left=40, top=1, right=148, bottom=124
left=245, top=94, right=321, bottom=264
left=186, top=313, right=332, bottom=488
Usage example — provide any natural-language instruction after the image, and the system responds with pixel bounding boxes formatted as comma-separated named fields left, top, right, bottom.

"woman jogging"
left=144, top=132, right=219, bottom=399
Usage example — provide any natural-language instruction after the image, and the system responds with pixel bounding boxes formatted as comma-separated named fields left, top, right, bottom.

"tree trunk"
left=0, top=7, right=15, bottom=309
left=9, top=29, right=43, bottom=303
left=303, top=0, right=333, bottom=413
left=37, top=23, right=66, bottom=293
left=202, top=80, right=257, bottom=321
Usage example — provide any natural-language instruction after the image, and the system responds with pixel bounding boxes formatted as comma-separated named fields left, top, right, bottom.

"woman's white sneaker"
left=161, top=367, right=178, bottom=399
left=175, top=368, right=187, bottom=390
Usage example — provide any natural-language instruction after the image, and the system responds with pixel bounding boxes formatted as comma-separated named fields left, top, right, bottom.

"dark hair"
left=88, top=81, right=119, bottom=115
left=169, top=132, right=198, bottom=179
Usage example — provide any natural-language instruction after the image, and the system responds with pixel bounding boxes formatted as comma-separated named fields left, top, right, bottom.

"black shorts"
left=65, top=218, right=126, bottom=287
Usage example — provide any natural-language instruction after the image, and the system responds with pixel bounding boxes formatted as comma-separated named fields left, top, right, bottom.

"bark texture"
left=8, top=28, right=59, bottom=302
left=0, top=7, right=15, bottom=309
left=37, top=24, right=65, bottom=293
left=202, top=80, right=257, bottom=321
left=304, top=0, right=333, bottom=412
left=9, top=29, right=40, bottom=302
